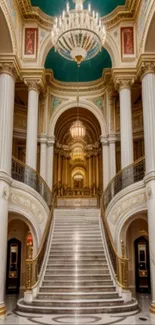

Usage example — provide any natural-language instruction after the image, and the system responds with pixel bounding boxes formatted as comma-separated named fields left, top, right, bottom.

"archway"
left=7, top=215, right=35, bottom=294
left=0, top=7, right=14, bottom=53
left=53, top=107, right=102, bottom=202
left=144, top=12, right=155, bottom=52
left=124, top=213, right=150, bottom=295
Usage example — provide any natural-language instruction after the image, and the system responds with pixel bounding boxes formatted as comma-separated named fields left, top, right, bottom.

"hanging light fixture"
left=51, top=0, right=106, bottom=65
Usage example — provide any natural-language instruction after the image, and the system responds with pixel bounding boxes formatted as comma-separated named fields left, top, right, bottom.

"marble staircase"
left=17, top=209, right=138, bottom=314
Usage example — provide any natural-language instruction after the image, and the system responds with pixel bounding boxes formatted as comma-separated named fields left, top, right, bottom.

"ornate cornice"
left=16, top=0, right=140, bottom=31
left=137, top=54, right=155, bottom=80
left=45, top=69, right=112, bottom=97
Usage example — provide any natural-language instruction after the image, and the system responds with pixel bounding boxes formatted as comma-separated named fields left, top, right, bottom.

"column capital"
left=24, top=78, right=44, bottom=93
left=114, top=77, right=135, bottom=91
left=48, top=136, right=55, bottom=146
left=100, top=136, right=108, bottom=145
left=0, top=62, right=18, bottom=81
left=112, top=69, right=136, bottom=91
left=108, top=134, right=117, bottom=144
left=39, top=133, right=48, bottom=144
left=138, top=62, right=155, bottom=80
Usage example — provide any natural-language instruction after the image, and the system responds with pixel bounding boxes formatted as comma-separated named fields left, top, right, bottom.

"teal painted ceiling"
left=31, top=0, right=125, bottom=82
left=45, top=48, right=112, bottom=82
left=31, top=0, right=126, bottom=17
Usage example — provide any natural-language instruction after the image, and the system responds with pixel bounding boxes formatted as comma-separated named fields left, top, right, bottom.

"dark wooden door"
left=6, top=238, right=21, bottom=294
left=135, top=236, right=151, bottom=293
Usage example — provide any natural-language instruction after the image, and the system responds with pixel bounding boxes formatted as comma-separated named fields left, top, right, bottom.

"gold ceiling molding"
left=45, top=69, right=112, bottom=97
left=16, top=0, right=140, bottom=31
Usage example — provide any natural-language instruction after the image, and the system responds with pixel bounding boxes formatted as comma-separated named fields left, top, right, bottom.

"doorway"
left=134, top=236, right=151, bottom=293
left=6, top=238, right=21, bottom=294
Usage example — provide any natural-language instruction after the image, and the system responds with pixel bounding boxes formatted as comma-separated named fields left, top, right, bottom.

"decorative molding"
left=9, top=191, right=44, bottom=224
left=3, top=187, right=9, bottom=200
left=137, top=54, right=155, bottom=80
left=17, top=0, right=140, bottom=31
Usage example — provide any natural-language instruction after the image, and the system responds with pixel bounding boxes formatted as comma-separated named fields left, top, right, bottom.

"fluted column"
left=25, top=79, right=41, bottom=170
left=139, top=60, right=155, bottom=313
left=109, top=135, right=116, bottom=180
left=101, top=137, right=110, bottom=190
left=115, top=78, right=134, bottom=169
left=40, top=134, right=47, bottom=181
left=0, top=63, right=17, bottom=317
left=47, top=137, right=55, bottom=190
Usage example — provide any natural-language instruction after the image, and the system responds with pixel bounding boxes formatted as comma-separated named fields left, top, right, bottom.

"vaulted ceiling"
left=31, top=0, right=126, bottom=82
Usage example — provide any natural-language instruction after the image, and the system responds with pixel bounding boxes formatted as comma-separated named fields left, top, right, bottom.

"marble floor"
left=1, top=294, right=155, bottom=324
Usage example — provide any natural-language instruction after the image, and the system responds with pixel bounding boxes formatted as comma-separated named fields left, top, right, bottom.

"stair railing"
left=25, top=189, right=57, bottom=290
left=12, top=157, right=52, bottom=207
left=101, top=157, right=145, bottom=289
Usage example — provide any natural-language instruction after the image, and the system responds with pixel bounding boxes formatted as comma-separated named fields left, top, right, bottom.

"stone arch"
left=115, top=208, right=147, bottom=253
left=49, top=99, right=107, bottom=138
left=0, top=5, right=16, bottom=53
left=39, top=31, right=118, bottom=68
left=8, top=207, right=40, bottom=255
left=142, top=3, right=155, bottom=52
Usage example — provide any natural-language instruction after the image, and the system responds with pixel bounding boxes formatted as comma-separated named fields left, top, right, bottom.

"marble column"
left=25, top=80, right=41, bottom=170
left=109, top=136, right=116, bottom=180
left=0, top=64, right=16, bottom=317
left=47, top=137, right=55, bottom=190
left=101, top=137, right=110, bottom=190
left=96, top=154, right=99, bottom=188
left=40, top=134, right=47, bottom=181
left=140, top=62, right=155, bottom=313
left=117, top=80, right=134, bottom=169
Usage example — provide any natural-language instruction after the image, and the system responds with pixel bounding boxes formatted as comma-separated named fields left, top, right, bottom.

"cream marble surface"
left=1, top=294, right=155, bottom=325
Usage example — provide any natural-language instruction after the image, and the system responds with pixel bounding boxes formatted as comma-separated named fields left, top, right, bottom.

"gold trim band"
left=150, top=303, right=155, bottom=314
left=0, top=306, right=6, bottom=316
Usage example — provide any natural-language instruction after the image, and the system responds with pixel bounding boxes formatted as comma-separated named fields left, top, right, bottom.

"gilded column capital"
left=114, top=77, right=134, bottom=91
left=138, top=62, right=155, bottom=80
left=0, top=62, right=18, bottom=81
left=24, top=78, right=43, bottom=93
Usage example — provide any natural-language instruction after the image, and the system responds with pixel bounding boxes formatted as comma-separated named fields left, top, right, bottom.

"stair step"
left=32, top=298, right=124, bottom=308
left=45, top=269, right=110, bottom=275
left=46, top=264, right=108, bottom=268
left=42, top=279, right=113, bottom=286
left=37, top=292, right=119, bottom=300
left=48, top=256, right=106, bottom=261
left=44, top=275, right=111, bottom=281
left=39, top=285, right=116, bottom=293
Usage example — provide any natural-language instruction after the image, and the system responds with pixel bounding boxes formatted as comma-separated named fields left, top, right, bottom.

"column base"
left=0, top=305, right=6, bottom=319
left=150, top=303, right=155, bottom=314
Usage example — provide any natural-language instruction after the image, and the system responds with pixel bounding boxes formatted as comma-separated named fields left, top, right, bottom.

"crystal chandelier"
left=51, top=0, right=106, bottom=65
left=70, top=119, right=86, bottom=138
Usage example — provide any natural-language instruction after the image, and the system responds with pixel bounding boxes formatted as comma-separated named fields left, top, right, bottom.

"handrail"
left=101, top=157, right=145, bottom=289
left=25, top=189, right=57, bottom=289
left=104, top=156, right=145, bottom=210
left=12, top=156, right=52, bottom=207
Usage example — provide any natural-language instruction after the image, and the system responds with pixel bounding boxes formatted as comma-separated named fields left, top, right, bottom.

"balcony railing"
left=12, top=157, right=52, bottom=207
left=101, top=157, right=145, bottom=289
left=104, top=157, right=145, bottom=210
left=25, top=189, right=57, bottom=290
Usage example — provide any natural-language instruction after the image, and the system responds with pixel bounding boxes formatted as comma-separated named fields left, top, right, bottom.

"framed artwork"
left=121, top=27, right=135, bottom=59
left=24, top=28, right=38, bottom=58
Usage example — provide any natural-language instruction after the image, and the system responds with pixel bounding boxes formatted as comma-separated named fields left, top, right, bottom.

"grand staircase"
left=18, top=209, right=138, bottom=314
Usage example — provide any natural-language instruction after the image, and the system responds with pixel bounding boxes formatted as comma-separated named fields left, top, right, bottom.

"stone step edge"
left=37, top=292, right=118, bottom=296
